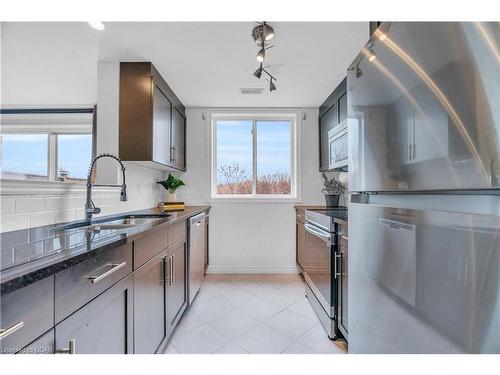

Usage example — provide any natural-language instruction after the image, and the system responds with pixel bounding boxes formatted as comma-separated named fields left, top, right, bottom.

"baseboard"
left=206, top=265, right=299, bottom=274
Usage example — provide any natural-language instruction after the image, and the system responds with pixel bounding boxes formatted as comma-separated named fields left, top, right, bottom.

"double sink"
left=54, top=214, right=169, bottom=233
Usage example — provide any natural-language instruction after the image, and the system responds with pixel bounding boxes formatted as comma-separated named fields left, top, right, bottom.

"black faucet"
left=85, top=153, right=127, bottom=222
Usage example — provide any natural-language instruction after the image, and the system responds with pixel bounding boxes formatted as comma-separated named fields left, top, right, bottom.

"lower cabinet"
left=54, top=274, right=134, bottom=354
left=134, top=249, right=168, bottom=354
left=18, top=329, right=55, bottom=354
left=166, top=239, right=188, bottom=338
left=296, top=218, right=306, bottom=272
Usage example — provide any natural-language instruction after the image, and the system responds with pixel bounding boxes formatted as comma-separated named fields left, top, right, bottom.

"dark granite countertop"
left=0, top=206, right=210, bottom=295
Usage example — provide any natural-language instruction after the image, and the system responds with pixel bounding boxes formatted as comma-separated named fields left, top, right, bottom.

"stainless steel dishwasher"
left=188, top=212, right=206, bottom=304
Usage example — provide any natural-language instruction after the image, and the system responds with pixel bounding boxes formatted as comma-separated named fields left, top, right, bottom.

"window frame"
left=1, top=119, right=93, bottom=186
left=210, top=111, right=300, bottom=202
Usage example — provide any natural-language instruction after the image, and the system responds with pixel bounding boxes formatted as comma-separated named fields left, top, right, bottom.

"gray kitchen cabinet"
left=319, top=77, right=347, bottom=171
left=171, top=108, right=186, bottom=170
left=296, top=216, right=306, bottom=273
left=17, top=329, right=55, bottom=354
left=119, top=62, right=186, bottom=171
left=152, top=85, right=173, bottom=166
left=134, top=248, right=168, bottom=354
left=55, top=274, right=134, bottom=354
left=166, top=239, right=188, bottom=338
left=0, top=276, right=54, bottom=354
left=337, top=223, right=348, bottom=339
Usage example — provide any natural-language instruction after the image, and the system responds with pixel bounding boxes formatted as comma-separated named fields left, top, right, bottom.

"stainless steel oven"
left=328, top=120, right=348, bottom=170
left=303, top=210, right=339, bottom=339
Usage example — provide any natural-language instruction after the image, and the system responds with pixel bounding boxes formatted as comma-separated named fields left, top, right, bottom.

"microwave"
left=328, top=120, right=348, bottom=170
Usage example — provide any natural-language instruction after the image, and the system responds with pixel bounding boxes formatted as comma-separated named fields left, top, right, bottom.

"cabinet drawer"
left=0, top=276, right=54, bottom=354
left=54, top=243, right=132, bottom=323
left=134, top=224, right=168, bottom=269
left=167, top=220, right=186, bottom=247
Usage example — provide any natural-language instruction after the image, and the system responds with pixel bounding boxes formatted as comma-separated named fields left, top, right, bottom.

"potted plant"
left=321, top=172, right=346, bottom=208
left=157, top=173, right=185, bottom=202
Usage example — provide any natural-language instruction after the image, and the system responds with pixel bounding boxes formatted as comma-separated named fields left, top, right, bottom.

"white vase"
left=166, top=193, right=177, bottom=202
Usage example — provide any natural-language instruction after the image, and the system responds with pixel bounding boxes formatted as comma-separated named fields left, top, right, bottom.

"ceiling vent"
left=240, top=88, right=264, bottom=95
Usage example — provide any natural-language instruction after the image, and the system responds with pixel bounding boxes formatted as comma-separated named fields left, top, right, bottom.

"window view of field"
left=216, top=120, right=291, bottom=195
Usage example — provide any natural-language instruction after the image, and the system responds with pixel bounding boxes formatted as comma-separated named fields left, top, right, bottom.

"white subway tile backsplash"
left=30, top=211, right=56, bottom=227
left=1, top=213, right=30, bottom=232
left=1, top=197, right=15, bottom=215
left=55, top=209, right=76, bottom=223
left=44, top=196, right=66, bottom=211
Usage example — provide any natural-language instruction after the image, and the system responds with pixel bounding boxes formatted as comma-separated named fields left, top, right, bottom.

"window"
left=0, top=134, right=49, bottom=181
left=57, top=134, right=93, bottom=180
left=211, top=114, right=297, bottom=199
left=0, top=110, right=94, bottom=183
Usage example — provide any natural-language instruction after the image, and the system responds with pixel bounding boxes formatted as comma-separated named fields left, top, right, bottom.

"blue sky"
left=216, top=120, right=291, bottom=181
left=1, top=134, right=48, bottom=175
left=1, top=134, right=92, bottom=178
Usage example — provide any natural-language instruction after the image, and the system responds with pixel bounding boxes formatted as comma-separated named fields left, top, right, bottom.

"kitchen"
left=0, top=2, right=499, bottom=370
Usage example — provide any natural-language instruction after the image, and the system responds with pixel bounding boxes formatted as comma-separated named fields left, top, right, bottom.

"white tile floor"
left=163, top=273, right=346, bottom=354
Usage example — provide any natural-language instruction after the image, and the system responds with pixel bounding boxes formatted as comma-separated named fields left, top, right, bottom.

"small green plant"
left=157, top=173, right=185, bottom=194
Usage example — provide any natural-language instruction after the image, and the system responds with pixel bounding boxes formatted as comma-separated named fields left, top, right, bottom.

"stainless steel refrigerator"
left=347, top=22, right=499, bottom=353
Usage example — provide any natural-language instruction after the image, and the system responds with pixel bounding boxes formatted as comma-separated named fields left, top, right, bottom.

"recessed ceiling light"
left=88, top=21, right=105, bottom=31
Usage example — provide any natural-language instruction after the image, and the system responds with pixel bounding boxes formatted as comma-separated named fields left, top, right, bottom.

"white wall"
left=178, top=107, right=326, bottom=273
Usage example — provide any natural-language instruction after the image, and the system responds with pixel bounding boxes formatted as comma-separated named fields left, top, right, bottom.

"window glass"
left=216, top=120, right=253, bottom=194
left=0, top=133, right=49, bottom=181
left=57, top=134, right=92, bottom=181
left=256, top=121, right=291, bottom=195
left=214, top=118, right=294, bottom=198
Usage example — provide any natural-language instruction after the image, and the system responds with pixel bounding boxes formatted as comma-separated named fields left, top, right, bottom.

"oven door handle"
left=304, top=223, right=331, bottom=244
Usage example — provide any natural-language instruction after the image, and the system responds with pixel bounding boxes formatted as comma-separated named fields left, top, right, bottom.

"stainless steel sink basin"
left=54, top=214, right=168, bottom=232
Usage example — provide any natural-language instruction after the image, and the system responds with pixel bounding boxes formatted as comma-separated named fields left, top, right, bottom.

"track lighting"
left=269, top=78, right=277, bottom=92
left=251, top=22, right=275, bottom=45
left=366, top=47, right=376, bottom=62
left=256, top=47, right=265, bottom=63
left=254, top=64, right=263, bottom=79
left=250, top=22, right=278, bottom=92
left=356, top=65, right=363, bottom=78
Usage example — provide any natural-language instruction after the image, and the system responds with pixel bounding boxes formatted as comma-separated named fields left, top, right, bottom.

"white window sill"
left=0, top=179, right=122, bottom=195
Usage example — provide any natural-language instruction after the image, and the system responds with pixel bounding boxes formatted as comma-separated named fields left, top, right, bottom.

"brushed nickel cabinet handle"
left=0, top=321, right=24, bottom=340
left=170, top=146, right=176, bottom=163
left=341, top=235, right=349, bottom=241
left=165, top=256, right=172, bottom=285
left=87, top=262, right=126, bottom=284
left=171, top=254, right=175, bottom=286
left=57, top=339, right=76, bottom=354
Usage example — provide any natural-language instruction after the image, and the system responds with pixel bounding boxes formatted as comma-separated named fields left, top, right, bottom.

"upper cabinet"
left=319, top=77, right=347, bottom=172
left=119, top=62, right=186, bottom=171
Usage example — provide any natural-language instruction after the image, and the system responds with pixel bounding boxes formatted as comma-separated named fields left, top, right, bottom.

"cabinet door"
left=166, top=240, right=188, bottom=337
left=338, top=93, right=348, bottom=123
left=17, top=329, right=55, bottom=354
left=171, top=108, right=186, bottom=170
left=296, top=220, right=306, bottom=272
left=319, top=104, right=337, bottom=171
left=338, top=243, right=348, bottom=338
left=152, top=84, right=172, bottom=166
left=55, top=275, right=133, bottom=354
left=134, top=249, right=168, bottom=354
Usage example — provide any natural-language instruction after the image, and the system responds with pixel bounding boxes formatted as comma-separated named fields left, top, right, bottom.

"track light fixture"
left=269, top=78, right=277, bottom=92
left=251, top=22, right=274, bottom=45
left=250, top=22, right=278, bottom=92
left=253, top=63, right=263, bottom=79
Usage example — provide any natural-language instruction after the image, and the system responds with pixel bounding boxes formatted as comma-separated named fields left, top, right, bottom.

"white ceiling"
left=2, top=22, right=369, bottom=108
